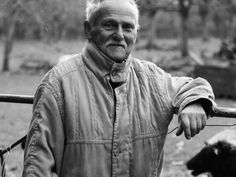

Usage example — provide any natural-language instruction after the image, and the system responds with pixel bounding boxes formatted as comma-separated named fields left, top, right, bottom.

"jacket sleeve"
left=22, top=84, right=65, bottom=177
left=165, top=74, right=215, bottom=115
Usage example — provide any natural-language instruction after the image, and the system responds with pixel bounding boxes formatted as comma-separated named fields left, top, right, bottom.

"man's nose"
left=113, top=25, right=124, bottom=41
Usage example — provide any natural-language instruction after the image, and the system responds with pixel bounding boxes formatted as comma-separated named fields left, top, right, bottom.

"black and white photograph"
left=0, top=0, right=236, bottom=177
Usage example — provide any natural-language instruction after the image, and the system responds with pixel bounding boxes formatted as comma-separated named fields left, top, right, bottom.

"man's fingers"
left=197, top=115, right=206, bottom=131
left=176, top=123, right=183, bottom=136
left=189, top=115, right=197, bottom=137
left=177, top=114, right=206, bottom=139
left=182, top=116, right=191, bottom=139
left=196, top=117, right=201, bottom=134
left=177, top=103, right=208, bottom=140
left=177, top=114, right=191, bottom=139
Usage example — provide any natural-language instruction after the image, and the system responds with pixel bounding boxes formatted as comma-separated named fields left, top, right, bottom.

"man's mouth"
left=108, top=44, right=125, bottom=48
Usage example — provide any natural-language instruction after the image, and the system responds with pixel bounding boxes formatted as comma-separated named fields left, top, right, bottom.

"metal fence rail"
left=1, top=94, right=236, bottom=130
left=211, top=106, right=236, bottom=118
left=0, top=94, right=34, bottom=104
left=1, top=93, right=236, bottom=117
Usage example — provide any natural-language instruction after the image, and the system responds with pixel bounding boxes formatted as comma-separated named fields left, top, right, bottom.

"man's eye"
left=123, top=24, right=134, bottom=31
left=103, top=23, right=115, bottom=29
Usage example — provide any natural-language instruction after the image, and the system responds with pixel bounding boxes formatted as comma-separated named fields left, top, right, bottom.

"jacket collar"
left=82, top=41, right=131, bottom=83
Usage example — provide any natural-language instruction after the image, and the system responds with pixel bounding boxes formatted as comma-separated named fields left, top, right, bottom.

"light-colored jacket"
left=22, top=42, right=214, bottom=177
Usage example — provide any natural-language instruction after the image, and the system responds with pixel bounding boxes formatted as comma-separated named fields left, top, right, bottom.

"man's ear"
left=84, top=21, right=92, bottom=40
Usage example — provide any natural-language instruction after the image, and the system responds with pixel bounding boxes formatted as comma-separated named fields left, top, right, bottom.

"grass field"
left=0, top=38, right=235, bottom=177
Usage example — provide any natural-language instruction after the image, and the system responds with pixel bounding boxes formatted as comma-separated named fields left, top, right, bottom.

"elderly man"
left=22, top=0, right=215, bottom=177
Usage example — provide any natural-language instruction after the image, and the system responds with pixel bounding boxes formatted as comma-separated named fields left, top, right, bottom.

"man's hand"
left=176, top=102, right=208, bottom=140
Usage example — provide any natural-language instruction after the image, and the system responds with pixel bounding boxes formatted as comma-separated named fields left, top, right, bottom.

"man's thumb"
left=176, top=123, right=183, bottom=136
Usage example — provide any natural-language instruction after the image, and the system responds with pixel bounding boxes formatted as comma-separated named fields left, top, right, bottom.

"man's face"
left=86, top=1, right=138, bottom=62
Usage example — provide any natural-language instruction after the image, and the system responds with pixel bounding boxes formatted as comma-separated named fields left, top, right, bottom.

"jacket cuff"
left=174, top=96, right=216, bottom=116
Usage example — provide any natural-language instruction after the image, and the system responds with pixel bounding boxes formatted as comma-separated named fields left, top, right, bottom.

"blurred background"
left=0, top=0, right=236, bottom=176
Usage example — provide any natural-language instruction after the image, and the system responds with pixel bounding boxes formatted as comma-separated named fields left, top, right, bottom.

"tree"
left=178, top=0, right=193, bottom=57
left=226, top=0, right=236, bottom=39
left=198, top=0, right=210, bottom=42
left=137, top=0, right=178, bottom=50
left=138, top=0, right=193, bottom=57
left=137, top=0, right=158, bottom=49
left=0, top=0, right=86, bottom=71
left=21, top=0, right=86, bottom=41
left=1, top=0, right=20, bottom=71
left=210, top=0, right=236, bottom=39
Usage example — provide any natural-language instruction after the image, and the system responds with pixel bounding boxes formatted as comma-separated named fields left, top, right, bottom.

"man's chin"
left=109, top=55, right=127, bottom=62
left=106, top=52, right=127, bottom=62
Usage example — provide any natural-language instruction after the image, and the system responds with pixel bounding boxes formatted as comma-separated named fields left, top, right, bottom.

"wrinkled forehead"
left=89, top=0, right=139, bottom=25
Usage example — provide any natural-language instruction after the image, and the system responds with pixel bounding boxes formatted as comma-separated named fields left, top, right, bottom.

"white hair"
left=85, top=0, right=139, bottom=25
